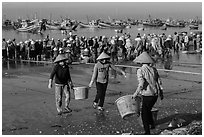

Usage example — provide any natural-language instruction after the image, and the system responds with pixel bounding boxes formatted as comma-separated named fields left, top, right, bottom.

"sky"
left=2, top=1, right=202, bottom=21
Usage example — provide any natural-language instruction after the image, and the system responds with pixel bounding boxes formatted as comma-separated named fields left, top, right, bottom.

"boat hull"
left=46, top=24, right=61, bottom=30
left=79, top=22, right=99, bottom=28
left=16, top=25, right=39, bottom=32
left=189, top=25, right=199, bottom=30
left=165, top=23, right=185, bottom=27
left=143, top=22, right=164, bottom=27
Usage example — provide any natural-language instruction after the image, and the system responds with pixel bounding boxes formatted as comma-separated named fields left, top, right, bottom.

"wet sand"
left=2, top=61, right=202, bottom=135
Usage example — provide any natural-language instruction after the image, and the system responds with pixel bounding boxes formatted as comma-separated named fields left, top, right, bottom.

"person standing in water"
left=88, top=52, right=126, bottom=111
left=132, top=51, right=163, bottom=135
left=48, top=54, right=74, bottom=115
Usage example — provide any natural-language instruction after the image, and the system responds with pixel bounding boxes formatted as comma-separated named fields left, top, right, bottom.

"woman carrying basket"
left=88, top=52, right=126, bottom=111
left=132, top=51, right=163, bottom=135
left=48, top=54, right=74, bottom=115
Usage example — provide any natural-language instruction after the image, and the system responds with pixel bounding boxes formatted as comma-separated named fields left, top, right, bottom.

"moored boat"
left=98, top=22, right=112, bottom=27
left=79, top=21, right=99, bottom=28
left=16, top=25, right=40, bottom=33
left=46, top=24, right=61, bottom=30
left=143, top=19, right=164, bottom=27
left=189, top=24, right=199, bottom=30
left=2, top=19, right=14, bottom=30
left=143, top=15, right=164, bottom=27
left=165, top=22, right=185, bottom=27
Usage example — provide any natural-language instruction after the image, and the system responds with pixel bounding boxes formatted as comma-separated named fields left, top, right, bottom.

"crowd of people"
left=2, top=31, right=202, bottom=65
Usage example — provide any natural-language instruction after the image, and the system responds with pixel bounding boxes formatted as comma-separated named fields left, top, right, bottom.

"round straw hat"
left=54, top=54, right=68, bottom=63
left=133, top=52, right=154, bottom=64
left=96, top=52, right=110, bottom=60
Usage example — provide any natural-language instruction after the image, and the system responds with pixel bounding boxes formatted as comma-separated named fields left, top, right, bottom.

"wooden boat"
left=189, top=24, right=199, bottom=30
left=143, top=19, right=164, bottom=27
left=98, top=22, right=112, bottom=27
left=2, top=19, right=14, bottom=30
left=110, top=23, right=126, bottom=29
left=79, top=21, right=99, bottom=28
left=16, top=25, right=40, bottom=33
left=46, top=24, right=60, bottom=30
left=143, top=15, right=164, bottom=27
left=165, top=22, right=185, bottom=27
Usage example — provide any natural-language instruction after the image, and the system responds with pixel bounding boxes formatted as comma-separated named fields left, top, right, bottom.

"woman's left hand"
left=122, top=71, right=127, bottom=78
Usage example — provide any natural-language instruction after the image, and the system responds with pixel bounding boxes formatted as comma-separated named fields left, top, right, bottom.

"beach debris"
left=122, top=131, right=133, bottom=135
left=160, top=120, right=202, bottom=135
left=160, top=128, right=188, bottom=135
left=168, top=117, right=186, bottom=128
left=51, top=124, right=62, bottom=128
left=186, top=121, right=202, bottom=135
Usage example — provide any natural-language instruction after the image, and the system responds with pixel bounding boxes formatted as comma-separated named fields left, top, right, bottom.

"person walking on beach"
left=48, top=54, right=74, bottom=115
left=132, top=51, right=163, bottom=135
left=88, top=52, right=126, bottom=111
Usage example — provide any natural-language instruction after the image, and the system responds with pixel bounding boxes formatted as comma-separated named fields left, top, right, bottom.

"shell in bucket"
left=73, top=86, right=89, bottom=100
left=115, top=95, right=141, bottom=119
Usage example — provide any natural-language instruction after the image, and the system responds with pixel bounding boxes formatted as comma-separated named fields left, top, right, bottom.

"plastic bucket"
left=73, top=86, right=89, bottom=100
left=151, top=108, right=159, bottom=122
left=115, top=95, right=141, bottom=119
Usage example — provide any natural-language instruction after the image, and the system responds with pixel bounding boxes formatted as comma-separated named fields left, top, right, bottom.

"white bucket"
left=115, top=95, right=141, bottom=119
left=73, top=86, right=89, bottom=100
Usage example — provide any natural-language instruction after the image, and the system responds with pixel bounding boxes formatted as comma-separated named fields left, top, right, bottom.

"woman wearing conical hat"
left=132, top=51, right=163, bottom=135
left=88, top=52, right=126, bottom=111
left=48, top=54, right=74, bottom=115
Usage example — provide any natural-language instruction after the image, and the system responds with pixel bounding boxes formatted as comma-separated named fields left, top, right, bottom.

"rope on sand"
left=86, top=63, right=202, bottom=76
left=11, top=59, right=81, bottom=65
left=8, top=59, right=201, bottom=76
left=115, top=64, right=202, bottom=76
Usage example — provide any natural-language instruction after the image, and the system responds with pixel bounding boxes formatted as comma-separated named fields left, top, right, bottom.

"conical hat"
left=54, top=54, right=68, bottom=63
left=96, top=52, right=110, bottom=60
left=133, top=52, right=154, bottom=64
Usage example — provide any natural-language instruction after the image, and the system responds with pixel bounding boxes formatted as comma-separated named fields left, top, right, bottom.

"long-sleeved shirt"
left=49, top=64, right=72, bottom=85
left=90, top=61, right=123, bottom=83
left=135, top=64, right=162, bottom=96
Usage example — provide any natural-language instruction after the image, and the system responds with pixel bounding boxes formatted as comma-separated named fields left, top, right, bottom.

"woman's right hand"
left=88, top=81, right=93, bottom=88
left=48, top=83, right=52, bottom=89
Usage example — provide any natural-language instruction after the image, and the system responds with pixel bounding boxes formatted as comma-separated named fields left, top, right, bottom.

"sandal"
left=93, top=102, right=97, bottom=109
left=97, top=106, right=104, bottom=111
left=64, top=107, right=72, bottom=113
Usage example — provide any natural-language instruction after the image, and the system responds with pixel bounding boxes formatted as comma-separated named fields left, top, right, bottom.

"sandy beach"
left=2, top=61, right=202, bottom=135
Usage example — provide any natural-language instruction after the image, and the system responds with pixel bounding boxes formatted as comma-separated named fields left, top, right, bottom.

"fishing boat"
left=16, top=25, right=40, bottom=33
left=14, top=20, right=40, bottom=33
left=143, top=15, right=164, bottom=27
left=110, top=23, right=126, bottom=29
left=189, top=23, right=199, bottom=30
left=165, top=18, right=185, bottom=27
left=98, top=21, right=112, bottom=27
left=59, top=19, right=78, bottom=30
left=143, top=19, right=164, bottom=27
left=2, top=19, right=14, bottom=29
left=79, top=21, right=100, bottom=28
